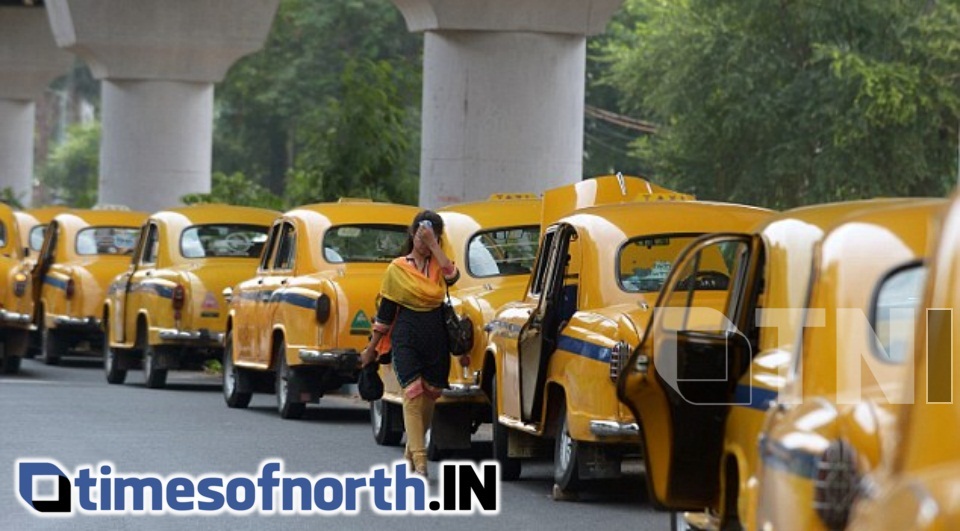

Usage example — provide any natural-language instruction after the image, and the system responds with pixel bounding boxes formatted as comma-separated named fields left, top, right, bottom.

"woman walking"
left=360, top=210, right=468, bottom=477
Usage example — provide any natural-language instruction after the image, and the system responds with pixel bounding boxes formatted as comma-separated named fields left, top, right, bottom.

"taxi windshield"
left=180, top=224, right=270, bottom=259
left=466, top=226, right=540, bottom=278
left=76, top=227, right=140, bottom=256
left=618, top=234, right=708, bottom=293
left=322, top=224, right=408, bottom=263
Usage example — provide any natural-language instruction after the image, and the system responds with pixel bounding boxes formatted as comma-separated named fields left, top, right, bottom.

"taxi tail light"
left=65, top=278, right=76, bottom=300
left=813, top=439, right=860, bottom=530
left=172, top=285, right=186, bottom=310
left=316, top=294, right=331, bottom=323
left=609, top=341, right=630, bottom=382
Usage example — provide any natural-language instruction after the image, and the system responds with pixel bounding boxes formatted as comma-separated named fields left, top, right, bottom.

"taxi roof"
left=438, top=197, right=541, bottom=230
left=285, top=201, right=420, bottom=226
left=560, top=200, right=771, bottom=236
left=149, top=204, right=280, bottom=228
left=53, top=209, right=148, bottom=230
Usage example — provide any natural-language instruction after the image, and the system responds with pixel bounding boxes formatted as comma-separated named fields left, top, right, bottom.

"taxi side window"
left=259, top=224, right=281, bottom=272
left=530, top=230, right=557, bottom=296
left=139, top=225, right=160, bottom=265
left=273, top=223, right=296, bottom=271
left=661, top=239, right=750, bottom=333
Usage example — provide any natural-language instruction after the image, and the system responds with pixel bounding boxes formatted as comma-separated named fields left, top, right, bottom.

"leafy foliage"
left=603, top=0, right=960, bottom=208
left=43, top=122, right=101, bottom=208
left=214, top=0, right=422, bottom=206
left=181, top=172, right=284, bottom=210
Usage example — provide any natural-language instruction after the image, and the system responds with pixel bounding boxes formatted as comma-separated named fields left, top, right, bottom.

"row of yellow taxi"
left=1, top=175, right=958, bottom=529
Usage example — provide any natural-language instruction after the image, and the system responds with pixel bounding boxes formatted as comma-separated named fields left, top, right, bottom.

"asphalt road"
left=0, top=355, right=668, bottom=530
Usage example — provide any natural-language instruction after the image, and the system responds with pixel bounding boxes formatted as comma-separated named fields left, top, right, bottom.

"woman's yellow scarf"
left=376, top=256, right=445, bottom=354
left=380, top=256, right=445, bottom=311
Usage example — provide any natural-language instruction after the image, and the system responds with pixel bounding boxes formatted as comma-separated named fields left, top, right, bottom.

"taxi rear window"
left=29, top=225, right=46, bottom=251
left=76, top=227, right=139, bottom=256
left=180, top=224, right=270, bottom=259
left=618, top=234, right=708, bottom=293
left=466, top=226, right=539, bottom=278
left=323, top=224, right=408, bottom=263
left=0, top=221, right=5, bottom=247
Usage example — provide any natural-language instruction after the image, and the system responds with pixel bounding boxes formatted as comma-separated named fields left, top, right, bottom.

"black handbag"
left=443, top=287, right=473, bottom=355
left=358, top=362, right=384, bottom=401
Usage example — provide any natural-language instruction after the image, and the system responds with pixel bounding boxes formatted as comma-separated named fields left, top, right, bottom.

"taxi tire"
left=554, top=401, right=582, bottom=493
left=491, top=369, right=521, bottom=481
left=371, top=399, right=403, bottom=446
left=104, top=344, right=127, bottom=385
left=223, top=333, right=252, bottom=409
left=276, top=347, right=305, bottom=419
left=40, top=324, right=66, bottom=366
left=143, top=344, right=168, bottom=389
left=1, top=351, right=21, bottom=374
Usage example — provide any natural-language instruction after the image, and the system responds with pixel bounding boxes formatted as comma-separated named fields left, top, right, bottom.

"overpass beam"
left=45, top=0, right=280, bottom=212
left=0, top=7, right=73, bottom=207
left=391, top=0, right=624, bottom=208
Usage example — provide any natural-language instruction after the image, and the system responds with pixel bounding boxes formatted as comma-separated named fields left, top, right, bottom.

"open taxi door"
left=516, top=223, right=576, bottom=422
left=30, top=220, right=59, bottom=306
left=617, top=233, right=763, bottom=509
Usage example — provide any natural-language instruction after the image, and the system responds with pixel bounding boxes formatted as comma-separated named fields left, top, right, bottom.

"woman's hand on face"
left=416, top=225, right=441, bottom=254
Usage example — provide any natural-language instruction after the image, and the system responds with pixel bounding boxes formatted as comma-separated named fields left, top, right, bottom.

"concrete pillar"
left=391, top=0, right=624, bottom=208
left=0, top=7, right=73, bottom=207
left=45, top=0, right=280, bottom=213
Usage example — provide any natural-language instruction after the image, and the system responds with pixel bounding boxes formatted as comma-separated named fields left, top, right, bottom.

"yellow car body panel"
left=227, top=201, right=419, bottom=406
left=490, top=196, right=771, bottom=474
left=617, top=198, right=927, bottom=521
left=849, top=194, right=960, bottom=531
left=105, top=205, right=279, bottom=363
left=756, top=200, right=944, bottom=531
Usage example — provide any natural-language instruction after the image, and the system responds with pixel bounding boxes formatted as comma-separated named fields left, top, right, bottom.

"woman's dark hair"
left=400, top=210, right=444, bottom=255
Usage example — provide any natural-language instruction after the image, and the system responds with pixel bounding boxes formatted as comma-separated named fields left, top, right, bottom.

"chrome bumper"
left=158, top=328, right=224, bottom=344
left=589, top=420, right=640, bottom=438
left=298, top=348, right=360, bottom=368
left=53, top=316, right=101, bottom=331
left=442, top=383, right=484, bottom=398
left=0, top=309, right=32, bottom=327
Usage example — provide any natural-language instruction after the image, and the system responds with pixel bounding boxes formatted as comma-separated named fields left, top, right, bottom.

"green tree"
left=181, top=172, right=284, bottom=210
left=214, top=0, right=422, bottom=203
left=604, top=0, right=960, bottom=208
left=43, top=121, right=100, bottom=207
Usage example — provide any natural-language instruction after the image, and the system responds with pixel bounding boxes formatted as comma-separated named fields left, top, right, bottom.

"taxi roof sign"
left=487, top=193, right=539, bottom=201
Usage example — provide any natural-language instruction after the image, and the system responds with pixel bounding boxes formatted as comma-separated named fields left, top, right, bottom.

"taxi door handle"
left=257, top=279, right=264, bottom=285
left=280, top=279, right=288, bottom=285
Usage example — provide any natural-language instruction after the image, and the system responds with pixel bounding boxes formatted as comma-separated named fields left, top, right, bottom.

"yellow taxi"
left=486, top=179, right=771, bottom=494
left=848, top=195, right=960, bottom=531
left=616, top=199, right=938, bottom=530
left=370, top=194, right=542, bottom=456
left=754, top=200, right=943, bottom=531
left=0, top=202, right=28, bottom=373
left=222, top=200, right=419, bottom=419
left=32, top=209, right=147, bottom=365
left=103, top=205, right=279, bottom=388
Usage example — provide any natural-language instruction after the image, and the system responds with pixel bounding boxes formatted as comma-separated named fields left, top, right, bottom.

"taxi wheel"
left=554, top=401, right=582, bottom=493
left=223, top=333, right=252, bottom=409
left=143, top=345, right=168, bottom=389
left=39, top=325, right=66, bottom=366
left=491, top=368, right=521, bottom=481
left=1, top=350, right=21, bottom=374
left=1, top=330, right=28, bottom=374
left=103, top=343, right=127, bottom=385
left=426, top=427, right=453, bottom=462
left=371, top=399, right=403, bottom=446
left=275, top=348, right=305, bottom=419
